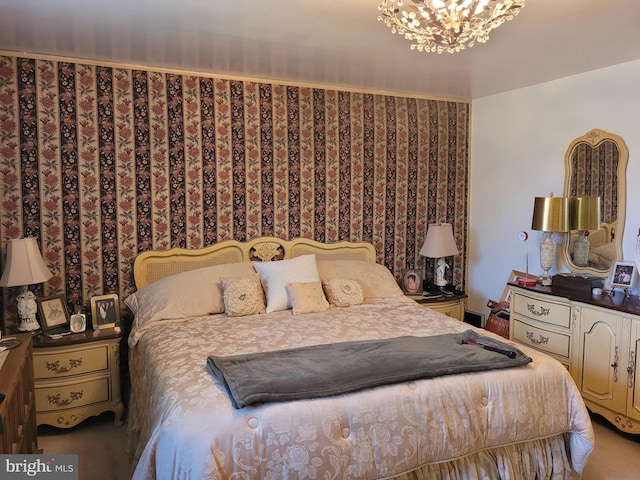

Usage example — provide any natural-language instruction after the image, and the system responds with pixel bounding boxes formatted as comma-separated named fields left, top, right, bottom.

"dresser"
left=412, top=293, right=467, bottom=321
left=509, top=286, right=574, bottom=372
left=32, top=329, right=124, bottom=428
left=0, top=333, right=38, bottom=454
left=509, top=284, right=640, bottom=434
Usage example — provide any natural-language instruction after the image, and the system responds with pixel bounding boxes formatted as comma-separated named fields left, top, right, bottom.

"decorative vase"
left=539, top=232, right=556, bottom=286
left=573, top=230, right=589, bottom=267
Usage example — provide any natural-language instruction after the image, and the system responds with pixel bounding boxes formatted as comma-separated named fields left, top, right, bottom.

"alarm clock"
left=70, top=313, right=87, bottom=333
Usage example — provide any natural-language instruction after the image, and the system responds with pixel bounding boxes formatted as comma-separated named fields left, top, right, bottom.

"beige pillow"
left=253, top=255, right=321, bottom=313
left=322, top=278, right=364, bottom=307
left=221, top=274, right=266, bottom=317
left=286, top=282, right=329, bottom=315
left=125, top=262, right=256, bottom=328
left=316, top=260, right=404, bottom=301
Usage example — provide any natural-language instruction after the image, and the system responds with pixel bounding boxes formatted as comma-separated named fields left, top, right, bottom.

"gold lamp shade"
left=531, top=196, right=569, bottom=232
left=569, top=196, right=601, bottom=231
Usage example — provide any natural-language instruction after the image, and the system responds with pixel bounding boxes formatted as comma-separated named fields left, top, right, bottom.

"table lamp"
left=531, top=194, right=569, bottom=286
left=420, top=223, right=459, bottom=288
left=569, top=196, right=601, bottom=267
left=0, top=237, right=53, bottom=332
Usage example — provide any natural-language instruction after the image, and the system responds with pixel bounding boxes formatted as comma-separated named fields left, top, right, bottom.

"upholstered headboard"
left=132, top=237, right=377, bottom=289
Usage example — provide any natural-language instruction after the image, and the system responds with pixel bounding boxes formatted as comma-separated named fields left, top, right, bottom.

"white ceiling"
left=2, top=0, right=640, bottom=100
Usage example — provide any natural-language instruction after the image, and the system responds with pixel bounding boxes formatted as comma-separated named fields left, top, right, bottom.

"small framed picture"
left=37, top=295, right=70, bottom=331
left=90, top=294, right=120, bottom=330
left=402, top=269, right=423, bottom=295
left=609, top=261, right=636, bottom=289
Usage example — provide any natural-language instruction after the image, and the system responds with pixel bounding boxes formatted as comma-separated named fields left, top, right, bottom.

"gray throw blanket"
left=207, top=330, right=531, bottom=408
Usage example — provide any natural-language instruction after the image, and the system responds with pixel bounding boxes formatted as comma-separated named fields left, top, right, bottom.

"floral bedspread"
left=128, top=297, right=594, bottom=480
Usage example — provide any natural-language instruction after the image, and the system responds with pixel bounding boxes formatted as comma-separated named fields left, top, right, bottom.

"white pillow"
left=253, top=255, right=321, bottom=313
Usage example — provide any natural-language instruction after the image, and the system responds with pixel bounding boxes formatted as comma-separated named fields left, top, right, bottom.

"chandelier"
left=378, top=0, right=525, bottom=54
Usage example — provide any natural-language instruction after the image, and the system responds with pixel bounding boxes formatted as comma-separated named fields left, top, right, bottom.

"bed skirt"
left=390, top=434, right=580, bottom=480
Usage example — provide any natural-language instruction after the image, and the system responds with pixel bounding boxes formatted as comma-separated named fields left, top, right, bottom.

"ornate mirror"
left=561, top=129, right=628, bottom=276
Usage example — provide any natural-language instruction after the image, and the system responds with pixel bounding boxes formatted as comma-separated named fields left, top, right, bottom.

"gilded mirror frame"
left=561, top=129, right=628, bottom=276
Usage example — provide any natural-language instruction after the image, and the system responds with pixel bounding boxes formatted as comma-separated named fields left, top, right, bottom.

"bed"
left=125, top=237, right=594, bottom=479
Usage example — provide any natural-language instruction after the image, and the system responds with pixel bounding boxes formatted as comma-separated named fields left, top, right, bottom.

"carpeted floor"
left=37, top=413, right=133, bottom=480
left=37, top=411, right=639, bottom=480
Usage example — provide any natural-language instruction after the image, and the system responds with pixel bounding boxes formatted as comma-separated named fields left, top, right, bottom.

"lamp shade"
left=531, top=196, right=569, bottom=233
left=0, top=237, right=52, bottom=287
left=569, top=196, right=601, bottom=231
left=420, top=223, right=459, bottom=258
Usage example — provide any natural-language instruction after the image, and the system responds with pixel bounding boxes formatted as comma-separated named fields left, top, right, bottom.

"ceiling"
left=2, top=0, right=640, bottom=100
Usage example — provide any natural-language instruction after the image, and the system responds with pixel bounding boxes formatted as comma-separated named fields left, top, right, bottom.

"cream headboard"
left=132, top=237, right=377, bottom=289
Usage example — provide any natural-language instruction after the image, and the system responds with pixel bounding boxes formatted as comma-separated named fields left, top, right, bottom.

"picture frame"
left=90, top=294, right=120, bottom=330
left=402, top=269, right=423, bottom=295
left=609, top=261, right=636, bottom=289
left=36, top=295, right=70, bottom=331
left=500, top=270, right=538, bottom=304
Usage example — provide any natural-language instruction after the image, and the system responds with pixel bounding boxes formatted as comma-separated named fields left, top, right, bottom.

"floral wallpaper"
left=569, top=140, right=618, bottom=224
left=0, top=54, right=469, bottom=331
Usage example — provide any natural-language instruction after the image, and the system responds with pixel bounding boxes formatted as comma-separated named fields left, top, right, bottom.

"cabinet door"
left=580, top=307, right=625, bottom=413
left=627, top=320, right=640, bottom=423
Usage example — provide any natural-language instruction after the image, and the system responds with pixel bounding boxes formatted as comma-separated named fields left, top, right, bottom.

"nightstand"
left=32, top=328, right=124, bottom=428
left=410, top=293, right=467, bottom=321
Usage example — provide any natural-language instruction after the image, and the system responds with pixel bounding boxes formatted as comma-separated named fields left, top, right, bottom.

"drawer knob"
left=46, top=358, right=83, bottom=374
left=526, top=303, right=550, bottom=317
left=47, top=391, right=83, bottom=407
left=526, top=330, right=549, bottom=345
left=627, top=351, right=635, bottom=388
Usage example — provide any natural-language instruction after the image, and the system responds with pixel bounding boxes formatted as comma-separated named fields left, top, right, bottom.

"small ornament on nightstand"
left=70, top=311, right=86, bottom=333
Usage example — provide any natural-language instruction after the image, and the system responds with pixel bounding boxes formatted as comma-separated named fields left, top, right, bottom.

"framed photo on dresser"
left=90, top=294, right=120, bottom=330
left=36, top=295, right=70, bottom=331
left=610, top=261, right=636, bottom=289
left=402, top=269, right=423, bottom=295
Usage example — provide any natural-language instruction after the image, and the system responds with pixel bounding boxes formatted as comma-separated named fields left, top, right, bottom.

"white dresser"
left=509, top=284, right=640, bottom=434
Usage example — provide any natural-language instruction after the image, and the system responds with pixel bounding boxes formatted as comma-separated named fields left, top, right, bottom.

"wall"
left=0, top=54, right=470, bottom=331
left=469, top=59, right=640, bottom=316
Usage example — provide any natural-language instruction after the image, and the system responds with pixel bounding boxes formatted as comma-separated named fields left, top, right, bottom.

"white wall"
left=468, top=59, right=640, bottom=317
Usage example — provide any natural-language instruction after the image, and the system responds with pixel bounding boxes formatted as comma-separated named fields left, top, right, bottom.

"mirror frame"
left=561, top=129, right=628, bottom=276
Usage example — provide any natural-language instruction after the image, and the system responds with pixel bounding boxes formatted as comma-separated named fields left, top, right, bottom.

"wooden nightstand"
left=410, top=293, right=467, bottom=321
left=32, top=328, right=124, bottom=428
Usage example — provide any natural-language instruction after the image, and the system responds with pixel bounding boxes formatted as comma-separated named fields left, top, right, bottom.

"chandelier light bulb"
left=378, top=0, right=525, bottom=54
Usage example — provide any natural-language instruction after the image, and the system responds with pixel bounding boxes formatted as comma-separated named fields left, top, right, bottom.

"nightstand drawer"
left=512, top=293, right=571, bottom=328
left=34, top=344, right=109, bottom=380
left=512, top=318, right=570, bottom=358
left=429, top=300, right=463, bottom=320
left=35, top=376, right=110, bottom=412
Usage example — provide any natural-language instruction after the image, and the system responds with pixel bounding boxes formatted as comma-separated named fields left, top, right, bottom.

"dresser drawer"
left=34, top=344, right=109, bottom=380
left=35, top=376, right=111, bottom=412
left=512, top=319, right=571, bottom=358
left=512, top=293, right=571, bottom=328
